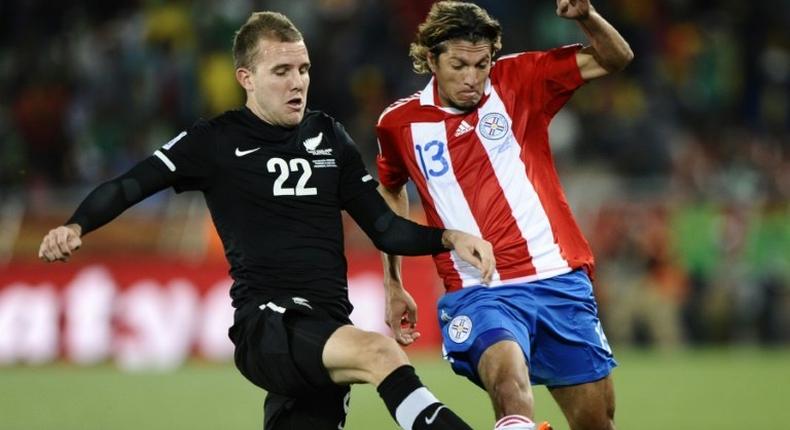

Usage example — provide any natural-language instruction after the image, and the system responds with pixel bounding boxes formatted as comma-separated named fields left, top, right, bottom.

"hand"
left=442, top=230, right=495, bottom=285
left=556, top=0, right=592, bottom=20
left=38, top=224, right=82, bottom=262
left=385, top=284, right=421, bottom=346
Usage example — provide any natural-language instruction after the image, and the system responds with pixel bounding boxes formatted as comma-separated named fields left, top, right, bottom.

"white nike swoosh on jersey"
left=424, top=405, right=447, bottom=425
left=235, top=147, right=261, bottom=157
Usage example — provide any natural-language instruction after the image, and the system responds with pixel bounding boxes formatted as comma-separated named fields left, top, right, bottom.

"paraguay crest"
left=478, top=112, right=509, bottom=140
left=447, top=315, right=473, bottom=343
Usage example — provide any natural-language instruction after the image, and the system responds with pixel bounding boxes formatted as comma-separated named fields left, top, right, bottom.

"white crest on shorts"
left=447, top=315, right=472, bottom=343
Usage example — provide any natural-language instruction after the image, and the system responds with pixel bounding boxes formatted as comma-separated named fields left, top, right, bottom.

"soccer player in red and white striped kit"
left=377, top=1, right=633, bottom=429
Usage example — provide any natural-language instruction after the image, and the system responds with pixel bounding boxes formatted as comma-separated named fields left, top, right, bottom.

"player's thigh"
left=529, top=271, right=617, bottom=387
left=230, top=304, right=346, bottom=396
left=549, top=375, right=615, bottom=430
left=322, top=325, right=409, bottom=385
left=477, top=339, right=531, bottom=390
left=437, top=286, right=535, bottom=388
left=264, top=387, right=351, bottom=430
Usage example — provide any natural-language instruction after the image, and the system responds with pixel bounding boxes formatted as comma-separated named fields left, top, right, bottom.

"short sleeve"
left=492, top=45, right=584, bottom=119
left=538, top=44, right=585, bottom=117
left=375, top=123, right=409, bottom=189
left=152, top=119, right=217, bottom=192
left=335, top=121, right=379, bottom=206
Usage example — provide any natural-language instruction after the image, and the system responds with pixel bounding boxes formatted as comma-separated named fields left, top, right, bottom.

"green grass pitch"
left=1, top=348, right=788, bottom=429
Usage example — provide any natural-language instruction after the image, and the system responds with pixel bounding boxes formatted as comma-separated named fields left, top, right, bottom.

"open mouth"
left=287, top=97, right=303, bottom=109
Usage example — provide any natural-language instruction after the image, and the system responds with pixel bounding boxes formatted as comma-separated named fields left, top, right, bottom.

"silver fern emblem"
left=303, top=132, right=323, bottom=151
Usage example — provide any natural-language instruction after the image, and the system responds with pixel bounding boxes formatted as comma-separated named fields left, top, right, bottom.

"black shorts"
left=229, top=297, right=352, bottom=430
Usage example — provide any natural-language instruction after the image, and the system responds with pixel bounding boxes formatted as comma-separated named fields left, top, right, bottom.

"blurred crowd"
left=1, top=0, right=787, bottom=345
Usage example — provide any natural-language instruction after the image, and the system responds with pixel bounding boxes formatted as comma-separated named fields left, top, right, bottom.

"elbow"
left=372, top=236, right=390, bottom=254
left=599, top=44, right=634, bottom=73
left=374, top=236, right=405, bottom=256
left=613, top=45, right=634, bottom=72
left=622, top=45, right=635, bottom=67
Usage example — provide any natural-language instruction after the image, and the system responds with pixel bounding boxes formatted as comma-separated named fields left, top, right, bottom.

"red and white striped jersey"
left=376, top=45, right=594, bottom=292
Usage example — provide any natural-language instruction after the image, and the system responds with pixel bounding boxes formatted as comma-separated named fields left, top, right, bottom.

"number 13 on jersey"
left=416, top=140, right=449, bottom=180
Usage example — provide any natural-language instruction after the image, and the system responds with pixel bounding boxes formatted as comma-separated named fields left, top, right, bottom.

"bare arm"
left=379, top=185, right=409, bottom=288
left=378, top=184, right=418, bottom=345
left=557, top=0, right=634, bottom=80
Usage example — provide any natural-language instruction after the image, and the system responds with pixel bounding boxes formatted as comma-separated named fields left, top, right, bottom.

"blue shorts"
left=437, top=269, right=616, bottom=388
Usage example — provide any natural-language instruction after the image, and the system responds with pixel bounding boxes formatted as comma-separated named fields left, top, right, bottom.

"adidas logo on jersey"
left=454, top=120, right=473, bottom=137
left=303, top=132, right=332, bottom=156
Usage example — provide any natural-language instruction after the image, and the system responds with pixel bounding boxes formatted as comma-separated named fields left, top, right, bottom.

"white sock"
left=494, top=414, right=535, bottom=430
left=394, top=387, right=440, bottom=430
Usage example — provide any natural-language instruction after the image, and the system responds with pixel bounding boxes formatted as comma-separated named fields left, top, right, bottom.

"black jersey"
left=151, top=107, right=378, bottom=318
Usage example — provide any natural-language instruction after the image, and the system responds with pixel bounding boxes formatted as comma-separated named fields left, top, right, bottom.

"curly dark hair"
left=409, top=1, right=502, bottom=74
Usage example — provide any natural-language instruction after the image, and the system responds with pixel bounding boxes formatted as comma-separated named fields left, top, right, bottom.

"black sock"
left=377, top=365, right=472, bottom=429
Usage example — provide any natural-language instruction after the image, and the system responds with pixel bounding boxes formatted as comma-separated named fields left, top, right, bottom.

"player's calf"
left=378, top=365, right=472, bottom=430
left=324, top=326, right=473, bottom=429
left=478, top=339, right=534, bottom=418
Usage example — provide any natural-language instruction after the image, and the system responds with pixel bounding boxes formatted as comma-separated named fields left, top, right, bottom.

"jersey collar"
left=419, top=76, right=492, bottom=114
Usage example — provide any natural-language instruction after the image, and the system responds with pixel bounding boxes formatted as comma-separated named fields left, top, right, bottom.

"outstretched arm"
left=345, top=188, right=494, bottom=267
left=557, top=0, right=633, bottom=80
left=38, top=157, right=172, bottom=262
left=346, top=187, right=494, bottom=344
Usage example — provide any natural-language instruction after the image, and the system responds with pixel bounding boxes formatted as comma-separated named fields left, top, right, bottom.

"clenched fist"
left=556, top=0, right=592, bottom=20
left=38, top=224, right=82, bottom=262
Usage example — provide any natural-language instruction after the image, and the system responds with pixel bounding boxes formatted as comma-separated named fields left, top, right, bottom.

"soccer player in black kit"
left=38, top=11, right=494, bottom=430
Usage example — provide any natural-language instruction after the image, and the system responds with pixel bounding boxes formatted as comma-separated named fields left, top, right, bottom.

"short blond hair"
left=232, top=11, right=303, bottom=70
left=409, top=1, right=502, bottom=74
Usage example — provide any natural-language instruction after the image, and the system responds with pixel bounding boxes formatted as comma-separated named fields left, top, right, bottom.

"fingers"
left=556, top=0, right=570, bottom=15
left=54, top=229, right=74, bottom=259
left=389, top=315, right=410, bottom=345
left=38, top=227, right=81, bottom=263
left=477, top=243, right=494, bottom=285
left=67, top=235, right=82, bottom=252
left=39, top=232, right=62, bottom=262
left=453, top=237, right=495, bottom=285
left=397, top=317, right=421, bottom=345
left=406, top=305, right=418, bottom=327
left=38, top=236, right=57, bottom=262
left=390, top=309, right=421, bottom=345
left=398, top=329, right=421, bottom=346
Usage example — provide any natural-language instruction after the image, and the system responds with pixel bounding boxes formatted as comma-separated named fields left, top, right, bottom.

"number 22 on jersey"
left=266, top=157, right=317, bottom=196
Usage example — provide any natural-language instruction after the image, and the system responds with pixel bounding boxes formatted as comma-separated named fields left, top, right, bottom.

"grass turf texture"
left=1, top=348, right=788, bottom=430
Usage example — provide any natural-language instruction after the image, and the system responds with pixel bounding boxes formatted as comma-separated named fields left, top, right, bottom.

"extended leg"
left=549, top=376, right=616, bottom=430
left=324, top=325, right=472, bottom=429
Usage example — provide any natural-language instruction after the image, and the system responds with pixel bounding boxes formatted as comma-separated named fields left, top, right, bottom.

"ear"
left=427, top=51, right=438, bottom=74
left=235, top=67, right=254, bottom=92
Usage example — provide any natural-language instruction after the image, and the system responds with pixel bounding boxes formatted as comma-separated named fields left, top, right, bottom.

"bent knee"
left=568, top=407, right=615, bottom=430
left=488, top=372, right=533, bottom=417
left=324, top=326, right=410, bottom=385
left=362, top=333, right=407, bottom=362
left=355, top=332, right=409, bottom=378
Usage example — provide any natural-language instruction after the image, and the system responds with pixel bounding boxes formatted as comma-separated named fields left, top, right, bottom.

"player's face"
left=429, top=40, right=492, bottom=111
left=242, top=39, right=311, bottom=128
